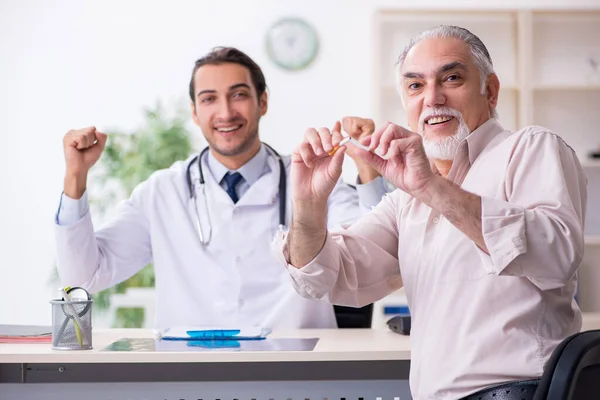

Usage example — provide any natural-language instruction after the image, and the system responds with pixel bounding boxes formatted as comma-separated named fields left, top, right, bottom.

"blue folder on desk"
left=158, top=326, right=271, bottom=341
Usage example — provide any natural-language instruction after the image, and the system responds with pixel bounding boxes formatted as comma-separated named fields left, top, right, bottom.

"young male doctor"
left=54, top=47, right=383, bottom=330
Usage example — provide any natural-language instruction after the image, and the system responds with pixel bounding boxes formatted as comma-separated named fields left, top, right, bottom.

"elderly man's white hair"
left=395, top=25, right=499, bottom=119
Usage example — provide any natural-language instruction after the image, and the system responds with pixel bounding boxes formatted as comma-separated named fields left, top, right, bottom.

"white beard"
left=419, top=107, right=470, bottom=161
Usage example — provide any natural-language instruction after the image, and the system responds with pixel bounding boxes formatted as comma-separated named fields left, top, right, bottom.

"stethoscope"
left=185, top=142, right=286, bottom=246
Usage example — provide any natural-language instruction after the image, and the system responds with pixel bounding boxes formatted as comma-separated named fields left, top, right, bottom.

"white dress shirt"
left=277, top=119, right=587, bottom=399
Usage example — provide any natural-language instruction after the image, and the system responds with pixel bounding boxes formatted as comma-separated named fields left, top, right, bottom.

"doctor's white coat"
left=55, top=152, right=367, bottom=330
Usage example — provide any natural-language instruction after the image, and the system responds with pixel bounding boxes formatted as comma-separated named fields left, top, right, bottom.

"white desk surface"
left=0, top=328, right=411, bottom=364
left=2, top=312, right=599, bottom=365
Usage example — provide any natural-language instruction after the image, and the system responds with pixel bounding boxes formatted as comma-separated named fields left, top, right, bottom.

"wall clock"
left=265, top=17, right=319, bottom=71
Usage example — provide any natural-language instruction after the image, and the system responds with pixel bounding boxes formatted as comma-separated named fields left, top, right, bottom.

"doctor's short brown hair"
left=188, top=47, right=267, bottom=103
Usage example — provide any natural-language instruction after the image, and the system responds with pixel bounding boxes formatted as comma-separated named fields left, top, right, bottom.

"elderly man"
left=278, top=26, right=587, bottom=400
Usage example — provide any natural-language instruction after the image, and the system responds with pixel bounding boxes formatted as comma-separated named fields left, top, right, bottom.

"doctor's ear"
left=259, top=92, right=268, bottom=117
left=191, top=101, right=200, bottom=127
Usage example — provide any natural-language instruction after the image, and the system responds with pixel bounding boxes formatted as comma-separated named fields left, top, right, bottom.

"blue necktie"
left=223, top=172, right=243, bottom=203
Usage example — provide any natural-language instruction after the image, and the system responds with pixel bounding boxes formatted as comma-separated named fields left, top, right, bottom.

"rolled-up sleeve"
left=274, top=191, right=404, bottom=307
left=477, top=131, right=587, bottom=290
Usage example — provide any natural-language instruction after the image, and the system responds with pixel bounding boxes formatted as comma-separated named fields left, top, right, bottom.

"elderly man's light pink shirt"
left=278, top=119, right=587, bottom=400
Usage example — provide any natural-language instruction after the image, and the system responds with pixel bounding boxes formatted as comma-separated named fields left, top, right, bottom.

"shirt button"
left=433, top=217, right=440, bottom=224
left=235, top=256, right=242, bottom=263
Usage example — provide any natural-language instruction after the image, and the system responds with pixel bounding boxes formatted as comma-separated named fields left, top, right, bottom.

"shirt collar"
left=463, top=118, right=506, bottom=165
left=206, top=143, right=270, bottom=185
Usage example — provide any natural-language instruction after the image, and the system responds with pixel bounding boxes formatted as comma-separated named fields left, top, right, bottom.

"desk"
left=2, top=314, right=600, bottom=400
left=0, top=329, right=411, bottom=400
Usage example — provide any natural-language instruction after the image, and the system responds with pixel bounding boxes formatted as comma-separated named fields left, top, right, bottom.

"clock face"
left=265, top=18, right=319, bottom=71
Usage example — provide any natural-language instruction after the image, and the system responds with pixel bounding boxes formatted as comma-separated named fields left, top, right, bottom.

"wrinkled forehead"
left=401, top=37, right=475, bottom=77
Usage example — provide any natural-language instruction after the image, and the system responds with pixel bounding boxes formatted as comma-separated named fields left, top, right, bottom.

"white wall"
left=1, top=0, right=598, bottom=326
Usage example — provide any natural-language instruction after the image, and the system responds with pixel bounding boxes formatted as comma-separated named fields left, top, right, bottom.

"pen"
left=60, top=287, right=84, bottom=347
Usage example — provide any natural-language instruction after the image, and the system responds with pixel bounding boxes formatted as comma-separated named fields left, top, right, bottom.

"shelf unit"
left=372, top=9, right=600, bottom=167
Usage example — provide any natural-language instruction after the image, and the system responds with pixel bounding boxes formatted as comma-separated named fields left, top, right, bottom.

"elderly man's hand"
left=352, top=122, right=437, bottom=199
left=290, top=121, right=346, bottom=206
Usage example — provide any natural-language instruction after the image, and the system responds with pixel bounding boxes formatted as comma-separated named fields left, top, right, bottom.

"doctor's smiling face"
left=190, top=47, right=268, bottom=169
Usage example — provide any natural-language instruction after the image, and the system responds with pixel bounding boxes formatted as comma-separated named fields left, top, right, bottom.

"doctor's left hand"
left=291, top=121, right=346, bottom=206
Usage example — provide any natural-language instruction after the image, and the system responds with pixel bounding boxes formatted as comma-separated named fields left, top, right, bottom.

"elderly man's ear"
left=485, top=74, right=500, bottom=111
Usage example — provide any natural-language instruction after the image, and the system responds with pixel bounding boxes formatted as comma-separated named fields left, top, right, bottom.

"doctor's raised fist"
left=62, top=127, right=107, bottom=199
left=63, top=127, right=107, bottom=175
left=341, top=116, right=375, bottom=159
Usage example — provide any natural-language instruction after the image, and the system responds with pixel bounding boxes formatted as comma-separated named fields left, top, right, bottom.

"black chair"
left=333, top=304, right=374, bottom=328
left=533, top=329, right=600, bottom=400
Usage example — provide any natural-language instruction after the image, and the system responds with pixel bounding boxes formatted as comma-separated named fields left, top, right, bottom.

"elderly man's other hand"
left=353, top=121, right=438, bottom=199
